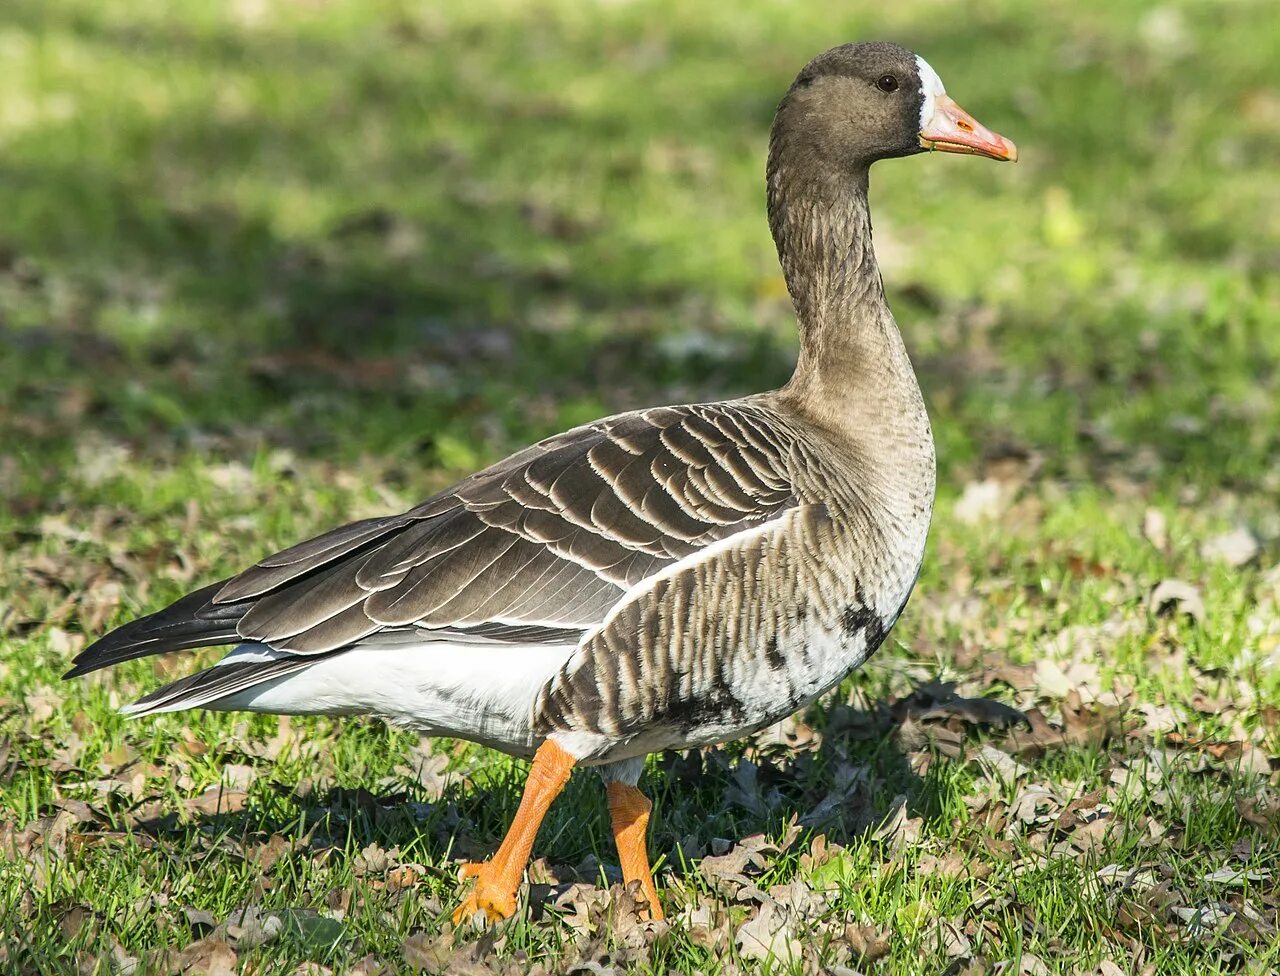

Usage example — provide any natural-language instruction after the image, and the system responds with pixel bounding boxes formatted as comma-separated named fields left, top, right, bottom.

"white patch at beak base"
left=915, top=55, right=947, bottom=130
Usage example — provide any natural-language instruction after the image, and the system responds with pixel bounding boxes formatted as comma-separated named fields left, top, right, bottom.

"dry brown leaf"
left=353, top=842, right=395, bottom=877
left=402, top=930, right=455, bottom=973
left=955, top=479, right=1007, bottom=524
left=1060, top=691, right=1129, bottom=749
left=800, top=762, right=872, bottom=830
left=1033, top=659, right=1073, bottom=699
left=219, top=764, right=256, bottom=792
left=697, top=828, right=799, bottom=897
left=676, top=897, right=730, bottom=953
left=1235, top=794, right=1280, bottom=836
left=175, top=938, right=238, bottom=976
left=899, top=713, right=966, bottom=759
left=219, top=906, right=288, bottom=949
left=916, top=697, right=1028, bottom=729
left=1007, top=785, right=1062, bottom=835
left=751, top=713, right=822, bottom=753
left=1201, top=527, right=1260, bottom=567
left=918, top=852, right=993, bottom=881
left=348, top=956, right=393, bottom=976
left=1171, top=902, right=1235, bottom=937
left=840, top=921, right=892, bottom=964
left=2, top=809, right=76, bottom=861
left=1002, top=708, right=1068, bottom=756
left=736, top=902, right=800, bottom=963
left=395, top=739, right=451, bottom=800
left=768, top=880, right=831, bottom=918
left=1142, top=509, right=1168, bottom=551
left=1149, top=579, right=1205, bottom=623
left=1214, top=741, right=1273, bottom=777
left=723, top=759, right=777, bottom=816
left=993, top=953, right=1050, bottom=976
left=798, top=833, right=842, bottom=875
left=387, top=865, right=423, bottom=891
left=1067, top=816, right=1114, bottom=853
left=873, top=794, right=924, bottom=850
left=183, top=788, right=248, bottom=818
left=975, top=744, right=1031, bottom=783
left=929, top=917, right=972, bottom=959
left=76, top=938, right=139, bottom=976
left=246, top=832, right=299, bottom=870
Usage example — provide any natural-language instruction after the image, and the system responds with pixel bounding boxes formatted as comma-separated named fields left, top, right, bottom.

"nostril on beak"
left=957, top=119, right=974, bottom=133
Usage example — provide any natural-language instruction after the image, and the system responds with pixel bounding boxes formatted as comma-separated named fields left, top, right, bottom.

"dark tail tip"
left=63, top=579, right=244, bottom=680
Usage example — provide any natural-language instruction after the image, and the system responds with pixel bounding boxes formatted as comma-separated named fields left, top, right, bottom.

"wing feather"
left=68, top=401, right=801, bottom=680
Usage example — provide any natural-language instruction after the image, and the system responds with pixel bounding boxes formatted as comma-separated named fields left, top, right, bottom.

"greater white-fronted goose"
left=67, top=41, right=1016, bottom=923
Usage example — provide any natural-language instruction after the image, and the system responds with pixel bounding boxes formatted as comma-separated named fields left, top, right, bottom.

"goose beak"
left=919, top=95, right=1018, bottom=162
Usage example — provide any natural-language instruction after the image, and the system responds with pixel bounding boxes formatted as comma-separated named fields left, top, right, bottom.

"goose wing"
left=66, top=402, right=799, bottom=678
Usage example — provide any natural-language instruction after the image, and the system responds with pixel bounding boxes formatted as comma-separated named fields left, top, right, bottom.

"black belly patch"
left=843, top=603, right=885, bottom=651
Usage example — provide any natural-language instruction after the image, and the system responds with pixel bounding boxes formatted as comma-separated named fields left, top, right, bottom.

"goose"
left=66, top=41, right=1016, bottom=924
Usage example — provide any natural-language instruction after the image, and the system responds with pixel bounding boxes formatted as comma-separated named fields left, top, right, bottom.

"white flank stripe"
left=566, top=506, right=810, bottom=671
left=142, top=640, right=576, bottom=753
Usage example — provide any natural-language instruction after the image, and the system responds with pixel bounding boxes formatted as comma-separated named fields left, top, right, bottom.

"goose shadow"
left=116, top=677, right=1009, bottom=909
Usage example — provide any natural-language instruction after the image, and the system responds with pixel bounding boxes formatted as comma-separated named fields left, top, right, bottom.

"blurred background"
left=2, top=0, right=1277, bottom=501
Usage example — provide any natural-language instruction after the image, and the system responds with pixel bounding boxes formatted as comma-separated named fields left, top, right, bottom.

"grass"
left=1, top=0, right=1278, bottom=973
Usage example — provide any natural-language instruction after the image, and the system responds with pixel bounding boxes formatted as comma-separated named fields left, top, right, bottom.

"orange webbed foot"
left=452, top=860, right=520, bottom=924
left=450, top=741, right=577, bottom=925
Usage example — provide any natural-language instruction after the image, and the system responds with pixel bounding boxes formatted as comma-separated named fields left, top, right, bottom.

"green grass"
left=1, top=0, right=1278, bottom=973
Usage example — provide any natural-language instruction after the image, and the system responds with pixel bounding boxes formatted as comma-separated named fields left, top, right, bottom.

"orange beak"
left=919, top=95, right=1018, bottom=162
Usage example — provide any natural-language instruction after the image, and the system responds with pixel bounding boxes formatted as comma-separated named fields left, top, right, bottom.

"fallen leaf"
left=353, top=842, right=394, bottom=876
left=918, top=852, right=992, bottom=880
left=214, top=906, right=345, bottom=952
left=387, top=865, right=423, bottom=891
left=736, top=902, right=800, bottom=962
left=183, top=788, right=248, bottom=818
left=1201, top=868, right=1270, bottom=885
left=175, top=938, right=238, bottom=976
left=1149, top=579, right=1204, bottom=623
left=1060, top=690, right=1129, bottom=749
left=840, top=922, right=892, bottom=964
left=915, top=697, right=1028, bottom=729
left=401, top=931, right=454, bottom=973
left=1142, top=509, right=1168, bottom=550
left=348, top=956, right=392, bottom=976
left=955, top=479, right=1006, bottom=524
left=993, top=953, right=1050, bottom=976
left=219, top=764, right=256, bottom=792
left=1233, top=792, right=1278, bottom=835
left=1171, top=902, right=1234, bottom=937
left=1201, top=527, right=1260, bottom=567
left=974, top=744, right=1031, bottom=783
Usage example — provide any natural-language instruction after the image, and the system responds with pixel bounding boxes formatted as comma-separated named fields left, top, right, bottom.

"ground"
left=1, top=0, right=1278, bottom=973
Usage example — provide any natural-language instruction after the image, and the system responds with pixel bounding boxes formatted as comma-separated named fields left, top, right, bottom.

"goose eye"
left=876, top=74, right=899, bottom=93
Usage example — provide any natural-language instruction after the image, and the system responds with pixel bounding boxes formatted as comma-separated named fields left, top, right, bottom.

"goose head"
left=772, top=41, right=1017, bottom=170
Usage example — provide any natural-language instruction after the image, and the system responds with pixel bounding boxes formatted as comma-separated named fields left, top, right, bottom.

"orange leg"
left=606, top=781, right=664, bottom=920
left=453, top=739, right=576, bottom=924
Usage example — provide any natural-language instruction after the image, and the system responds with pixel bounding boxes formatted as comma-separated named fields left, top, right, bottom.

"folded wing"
left=66, top=402, right=799, bottom=679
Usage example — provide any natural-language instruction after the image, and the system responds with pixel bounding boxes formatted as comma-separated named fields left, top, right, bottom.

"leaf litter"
left=4, top=419, right=1279, bottom=975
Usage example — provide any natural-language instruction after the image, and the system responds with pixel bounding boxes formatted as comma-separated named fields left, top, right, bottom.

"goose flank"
left=66, top=41, right=1017, bottom=924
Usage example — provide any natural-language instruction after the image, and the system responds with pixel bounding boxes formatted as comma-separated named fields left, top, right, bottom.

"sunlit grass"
left=1, top=0, right=1278, bottom=973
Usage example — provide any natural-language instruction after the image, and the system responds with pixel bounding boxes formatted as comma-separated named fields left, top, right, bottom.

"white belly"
left=211, top=641, right=575, bottom=755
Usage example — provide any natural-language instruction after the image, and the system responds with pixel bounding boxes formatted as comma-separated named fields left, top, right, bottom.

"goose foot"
left=453, top=860, right=519, bottom=924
